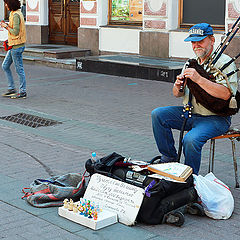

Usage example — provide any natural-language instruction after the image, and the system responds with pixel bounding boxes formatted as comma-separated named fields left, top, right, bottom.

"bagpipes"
left=181, top=16, right=240, bottom=116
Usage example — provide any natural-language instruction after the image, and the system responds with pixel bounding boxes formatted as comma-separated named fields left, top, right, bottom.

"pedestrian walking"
left=1, top=0, right=27, bottom=99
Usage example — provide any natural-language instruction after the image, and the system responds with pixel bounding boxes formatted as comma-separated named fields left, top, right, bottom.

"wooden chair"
left=209, top=128, right=240, bottom=188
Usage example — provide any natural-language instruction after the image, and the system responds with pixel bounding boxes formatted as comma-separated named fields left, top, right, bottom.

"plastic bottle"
left=91, top=152, right=97, bottom=162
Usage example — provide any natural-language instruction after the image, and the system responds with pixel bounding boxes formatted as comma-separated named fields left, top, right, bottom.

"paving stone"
left=6, top=198, right=57, bottom=216
left=39, top=210, right=86, bottom=233
left=75, top=223, right=157, bottom=240
left=0, top=235, right=27, bottom=240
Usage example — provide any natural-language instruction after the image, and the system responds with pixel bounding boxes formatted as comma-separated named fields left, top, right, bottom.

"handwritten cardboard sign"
left=83, top=173, right=145, bottom=226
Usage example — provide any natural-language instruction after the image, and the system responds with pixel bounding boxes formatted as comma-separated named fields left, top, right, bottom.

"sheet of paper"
left=83, top=173, right=145, bottom=226
left=149, top=174, right=186, bottom=183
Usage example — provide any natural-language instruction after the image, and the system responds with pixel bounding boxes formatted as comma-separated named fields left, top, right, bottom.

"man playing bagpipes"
left=151, top=22, right=239, bottom=175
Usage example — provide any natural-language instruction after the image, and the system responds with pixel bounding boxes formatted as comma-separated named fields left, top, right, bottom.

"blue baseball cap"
left=184, top=23, right=213, bottom=42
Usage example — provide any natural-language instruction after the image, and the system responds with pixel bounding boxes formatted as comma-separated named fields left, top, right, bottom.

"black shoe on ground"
left=148, top=156, right=162, bottom=164
left=2, top=89, right=17, bottom=97
left=148, top=155, right=177, bottom=164
left=11, top=92, right=27, bottom=99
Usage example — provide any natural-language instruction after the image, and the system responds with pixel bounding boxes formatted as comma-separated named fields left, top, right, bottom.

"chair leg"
left=230, top=138, right=239, bottom=188
left=209, top=139, right=215, bottom=173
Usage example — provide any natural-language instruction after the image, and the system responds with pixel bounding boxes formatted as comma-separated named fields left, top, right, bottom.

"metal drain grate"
left=0, top=113, right=62, bottom=128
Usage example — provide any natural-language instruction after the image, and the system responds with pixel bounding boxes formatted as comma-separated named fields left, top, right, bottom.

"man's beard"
left=194, top=45, right=212, bottom=59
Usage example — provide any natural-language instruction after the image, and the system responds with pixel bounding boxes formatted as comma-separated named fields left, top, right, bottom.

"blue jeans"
left=2, top=46, right=26, bottom=93
left=151, top=106, right=231, bottom=174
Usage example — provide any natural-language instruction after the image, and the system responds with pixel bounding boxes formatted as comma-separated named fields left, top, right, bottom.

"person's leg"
left=11, top=46, right=26, bottom=93
left=2, top=50, right=15, bottom=91
left=183, top=115, right=231, bottom=174
left=151, top=106, right=192, bottom=161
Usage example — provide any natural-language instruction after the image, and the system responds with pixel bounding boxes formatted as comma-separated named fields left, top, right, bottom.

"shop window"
left=109, top=0, right=143, bottom=26
left=179, top=0, right=225, bottom=29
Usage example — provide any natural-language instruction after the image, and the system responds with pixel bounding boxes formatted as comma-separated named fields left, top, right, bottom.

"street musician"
left=151, top=23, right=239, bottom=175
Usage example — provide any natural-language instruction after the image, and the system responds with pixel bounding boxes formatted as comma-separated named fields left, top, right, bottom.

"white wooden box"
left=58, top=205, right=118, bottom=230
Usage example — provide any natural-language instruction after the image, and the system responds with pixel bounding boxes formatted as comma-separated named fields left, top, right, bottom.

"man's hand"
left=173, top=74, right=185, bottom=97
left=175, top=74, right=185, bottom=90
left=183, top=68, right=202, bottom=83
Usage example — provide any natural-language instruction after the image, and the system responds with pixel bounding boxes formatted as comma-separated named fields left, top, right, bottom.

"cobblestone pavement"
left=0, top=62, right=239, bottom=240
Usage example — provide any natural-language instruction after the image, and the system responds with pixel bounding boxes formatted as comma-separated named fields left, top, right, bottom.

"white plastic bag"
left=193, top=172, right=234, bottom=219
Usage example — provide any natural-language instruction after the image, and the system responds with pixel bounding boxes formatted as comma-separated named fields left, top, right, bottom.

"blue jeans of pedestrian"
left=151, top=106, right=231, bottom=174
left=2, top=46, right=26, bottom=93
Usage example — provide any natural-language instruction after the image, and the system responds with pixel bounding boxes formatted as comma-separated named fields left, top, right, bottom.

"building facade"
left=0, top=0, right=239, bottom=60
